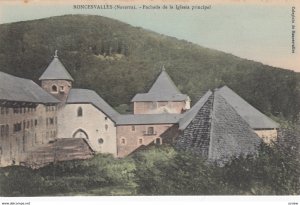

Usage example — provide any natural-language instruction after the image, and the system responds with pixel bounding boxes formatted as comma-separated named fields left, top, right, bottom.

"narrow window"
left=121, top=138, right=126, bottom=145
left=155, top=138, right=162, bottom=145
left=5, top=125, right=9, bottom=137
left=147, top=127, right=154, bottom=135
left=52, top=85, right=58, bottom=92
left=77, top=107, right=83, bottom=117
left=131, top=126, right=135, bottom=131
left=105, top=124, right=108, bottom=131
left=138, top=138, right=143, bottom=145
left=60, top=86, right=64, bottom=92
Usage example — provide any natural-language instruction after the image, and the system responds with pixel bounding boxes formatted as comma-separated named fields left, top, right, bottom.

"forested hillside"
left=0, top=15, right=299, bottom=120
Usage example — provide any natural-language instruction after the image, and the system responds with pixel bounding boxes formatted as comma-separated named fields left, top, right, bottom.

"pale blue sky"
left=0, top=2, right=299, bottom=71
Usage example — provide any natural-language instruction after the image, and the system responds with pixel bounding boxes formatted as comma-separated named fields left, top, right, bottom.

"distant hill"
left=0, top=15, right=299, bottom=120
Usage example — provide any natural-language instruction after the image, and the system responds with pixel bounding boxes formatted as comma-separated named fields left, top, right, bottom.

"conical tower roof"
left=39, top=51, right=74, bottom=81
left=148, top=67, right=181, bottom=94
left=131, top=67, right=188, bottom=102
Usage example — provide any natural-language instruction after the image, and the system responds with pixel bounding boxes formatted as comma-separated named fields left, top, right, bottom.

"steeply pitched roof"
left=116, top=113, right=183, bottom=125
left=39, top=56, right=74, bottom=81
left=208, top=92, right=261, bottom=163
left=0, top=71, right=59, bottom=104
left=176, top=90, right=261, bottom=164
left=66, top=89, right=120, bottom=122
left=179, top=90, right=213, bottom=130
left=148, top=69, right=181, bottom=94
left=131, top=69, right=188, bottom=102
left=217, top=86, right=279, bottom=129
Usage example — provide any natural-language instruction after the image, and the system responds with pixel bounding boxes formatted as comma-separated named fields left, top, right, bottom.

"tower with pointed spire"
left=131, top=67, right=191, bottom=114
left=39, top=50, right=74, bottom=102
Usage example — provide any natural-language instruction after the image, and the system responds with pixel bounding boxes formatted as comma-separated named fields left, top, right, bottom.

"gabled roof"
left=66, top=89, right=119, bottom=122
left=39, top=55, right=74, bottom=81
left=217, top=86, right=279, bottom=129
left=0, top=71, right=59, bottom=104
left=131, top=68, right=188, bottom=102
left=179, top=90, right=213, bottom=130
left=116, top=113, right=183, bottom=125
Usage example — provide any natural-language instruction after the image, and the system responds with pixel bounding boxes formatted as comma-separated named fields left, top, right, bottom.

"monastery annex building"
left=0, top=52, right=279, bottom=167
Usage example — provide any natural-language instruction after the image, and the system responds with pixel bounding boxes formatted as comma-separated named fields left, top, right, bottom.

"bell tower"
left=39, top=50, right=74, bottom=102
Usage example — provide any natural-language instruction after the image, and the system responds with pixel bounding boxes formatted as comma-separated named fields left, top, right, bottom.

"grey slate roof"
left=0, top=71, right=59, bottom=104
left=217, top=86, right=279, bottom=129
left=131, top=69, right=188, bottom=102
left=148, top=69, right=181, bottom=94
left=176, top=90, right=262, bottom=164
left=179, top=90, right=213, bottom=130
left=39, top=56, right=74, bottom=81
left=208, top=92, right=261, bottom=164
left=116, top=113, right=183, bottom=125
left=66, top=89, right=119, bottom=122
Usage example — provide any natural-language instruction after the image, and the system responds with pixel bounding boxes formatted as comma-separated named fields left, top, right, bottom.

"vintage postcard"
left=0, top=0, right=299, bottom=204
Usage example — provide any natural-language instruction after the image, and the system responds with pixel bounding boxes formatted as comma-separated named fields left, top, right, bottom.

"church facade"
left=0, top=52, right=279, bottom=167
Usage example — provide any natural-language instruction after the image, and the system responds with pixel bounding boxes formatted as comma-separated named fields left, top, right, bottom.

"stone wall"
left=41, top=80, right=72, bottom=102
left=0, top=104, right=58, bottom=166
left=133, top=101, right=187, bottom=114
left=116, top=124, right=175, bottom=157
left=254, top=129, right=278, bottom=144
left=57, top=104, right=117, bottom=156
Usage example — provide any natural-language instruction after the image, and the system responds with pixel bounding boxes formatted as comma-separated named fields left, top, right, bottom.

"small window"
left=138, top=138, right=143, bottom=145
left=131, top=126, right=135, bottom=131
left=147, top=127, right=154, bottom=135
left=105, top=116, right=108, bottom=121
left=77, top=107, right=83, bottom=117
left=98, top=138, right=104, bottom=144
left=121, top=138, right=126, bottom=145
left=105, top=124, right=108, bottom=131
left=49, top=118, right=54, bottom=125
left=0, top=107, right=4, bottom=115
left=155, top=138, right=162, bottom=145
left=5, top=125, right=9, bottom=137
left=60, top=86, right=64, bottom=92
left=52, top=85, right=58, bottom=92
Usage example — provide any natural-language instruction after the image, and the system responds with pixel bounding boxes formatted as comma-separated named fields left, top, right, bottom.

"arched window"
left=73, top=129, right=89, bottom=139
left=52, top=85, right=58, bottom=92
left=77, top=107, right=83, bottom=117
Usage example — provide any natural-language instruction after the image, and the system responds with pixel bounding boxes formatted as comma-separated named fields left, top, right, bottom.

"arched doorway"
left=72, top=129, right=89, bottom=139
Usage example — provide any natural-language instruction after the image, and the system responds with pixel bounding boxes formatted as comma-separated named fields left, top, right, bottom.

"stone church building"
left=0, top=52, right=279, bottom=167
